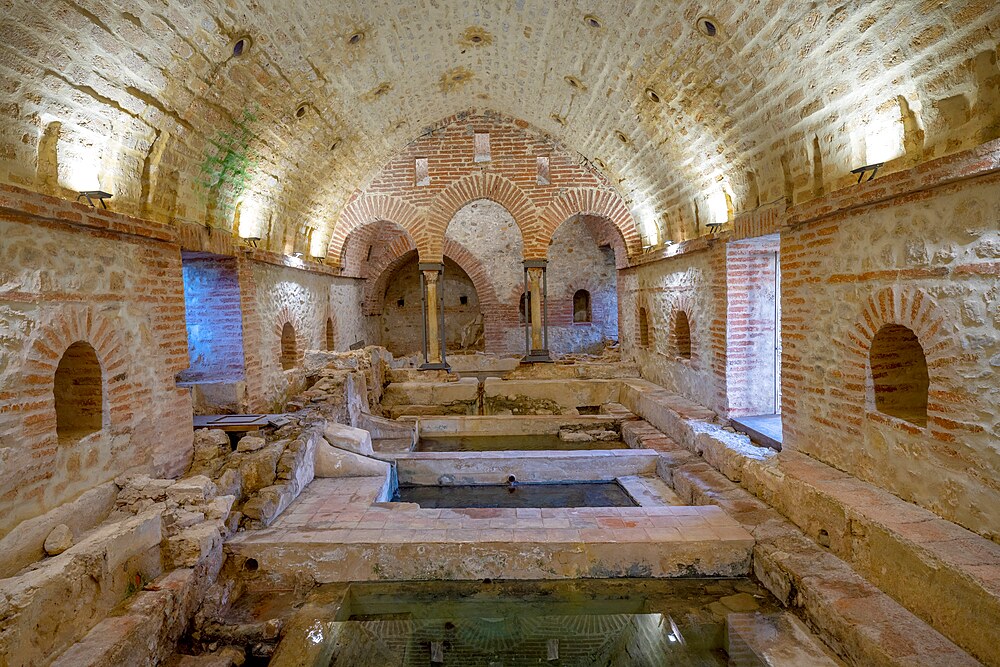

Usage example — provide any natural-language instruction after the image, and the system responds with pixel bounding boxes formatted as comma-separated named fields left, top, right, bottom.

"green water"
left=270, top=579, right=780, bottom=666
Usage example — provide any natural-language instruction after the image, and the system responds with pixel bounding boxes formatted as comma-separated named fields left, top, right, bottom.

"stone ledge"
left=619, top=384, right=992, bottom=666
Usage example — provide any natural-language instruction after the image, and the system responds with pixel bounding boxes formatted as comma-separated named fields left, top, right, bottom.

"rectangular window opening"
left=415, top=157, right=430, bottom=186
left=474, top=132, right=491, bottom=162
left=537, top=156, right=550, bottom=185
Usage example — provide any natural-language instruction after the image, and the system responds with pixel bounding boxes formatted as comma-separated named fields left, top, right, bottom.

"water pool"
left=393, top=480, right=638, bottom=509
left=268, top=579, right=787, bottom=666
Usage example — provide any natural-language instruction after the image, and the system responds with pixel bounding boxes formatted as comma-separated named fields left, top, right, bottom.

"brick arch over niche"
left=421, top=172, right=535, bottom=262
left=18, top=307, right=134, bottom=446
left=840, top=287, right=955, bottom=434
left=534, top=188, right=642, bottom=260
left=327, top=194, right=423, bottom=268
left=339, top=219, right=416, bottom=279
left=273, top=306, right=305, bottom=370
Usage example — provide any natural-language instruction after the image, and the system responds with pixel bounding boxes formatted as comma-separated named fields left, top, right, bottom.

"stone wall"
left=620, top=140, right=1000, bottom=541
left=239, top=259, right=368, bottom=412
left=547, top=215, right=619, bottom=355
left=780, top=163, right=1000, bottom=540
left=620, top=242, right=729, bottom=415
left=0, top=185, right=193, bottom=537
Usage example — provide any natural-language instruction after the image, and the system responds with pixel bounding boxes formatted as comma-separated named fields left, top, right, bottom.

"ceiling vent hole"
left=349, top=31, right=365, bottom=45
left=584, top=14, right=602, bottom=29
left=295, top=104, right=308, bottom=119
left=470, top=35, right=482, bottom=43
left=645, top=88, right=661, bottom=103
left=243, top=558, right=259, bottom=572
left=615, top=131, right=630, bottom=145
left=697, top=17, right=719, bottom=37
left=564, top=75, right=584, bottom=90
left=551, top=113, right=566, bottom=126
left=229, top=35, right=252, bottom=58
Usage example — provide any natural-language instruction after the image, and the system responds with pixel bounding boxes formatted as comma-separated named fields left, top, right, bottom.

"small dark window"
left=366, top=245, right=373, bottom=261
left=638, top=308, right=651, bottom=348
left=573, top=290, right=591, bottom=323
left=397, top=298, right=405, bottom=308
left=280, top=322, right=297, bottom=370
left=459, top=295, right=468, bottom=305
left=673, top=310, right=692, bottom=359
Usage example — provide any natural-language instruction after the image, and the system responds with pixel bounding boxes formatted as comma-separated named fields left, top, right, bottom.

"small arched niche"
left=638, top=307, right=651, bottom=348
left=673, top=310, right=692, bottom=359
left=280, top=322, right=297, bottom=370
left=54, top=341, right=103, bottom=442
left=870, top=323, right=929, bottom=427
left=573, top=289, right=592, bottom=323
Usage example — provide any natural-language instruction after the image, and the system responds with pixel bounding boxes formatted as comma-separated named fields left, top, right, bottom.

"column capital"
left=522, top=259, right=548, bottom=269
left=418, top=262, right=445, bottom=272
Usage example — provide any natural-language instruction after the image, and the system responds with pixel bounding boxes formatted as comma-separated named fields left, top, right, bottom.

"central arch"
left=423, top=172, right=536, bottom=262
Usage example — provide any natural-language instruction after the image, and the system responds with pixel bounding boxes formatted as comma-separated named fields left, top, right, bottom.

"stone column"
left=420, top=263, right=449, bottom=370
left=523, top=259, right=552, bottom=363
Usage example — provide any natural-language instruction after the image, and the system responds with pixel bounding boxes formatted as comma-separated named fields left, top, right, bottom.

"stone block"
left=43, top=524, right=73, bottom=556
left=167, top=475, right=218, bottom=506
left=314, top=438, right=391, bottom=478
left=167, top=523, right=223, bottom=568
left=236, top=435, right=266, bottom=452
left=323, top=422, right=374, bottom=455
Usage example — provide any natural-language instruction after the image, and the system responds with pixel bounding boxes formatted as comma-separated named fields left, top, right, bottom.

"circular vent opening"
left=295, top=104, right=308, bottom=119
left=645, top=87, right=661, bottom=103
left=584, top=14, right=602, bottom=29
left=697, top=17, right=719, bottom=37
left=349, top=31, right=365, bottom=45
left=229, top=35, right=252, bottom=58
left=615, top=130, right=630, bottom=144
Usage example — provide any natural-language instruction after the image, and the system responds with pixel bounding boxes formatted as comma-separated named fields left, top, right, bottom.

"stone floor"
left=227, top=477, right=754, bottom=582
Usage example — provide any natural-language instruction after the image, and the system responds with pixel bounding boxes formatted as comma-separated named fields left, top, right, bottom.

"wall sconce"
left=291, top=252, right=304, bottom=259
left=310, top=255, right=326, bottom=262
left=851, top=162, right=883, bottom=184
left=705, top=221, right=725, bottom=234
left=76, top=190, right=112, bottom=209
left=242, top=236, right=260, bottom=248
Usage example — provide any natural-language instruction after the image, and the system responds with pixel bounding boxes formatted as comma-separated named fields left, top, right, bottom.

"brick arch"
left=328, top=194, right=423, bottom=268
left=273, top=305, right=305, bottom=369
left=533, top=188, right=642, bottom=260
left=837, top=286, right=956, bottom=434
left=19, top=307, right=134, bottom=446
left=421, top=172, right=536, bottom=262
left=339, top=219, right=416, bottom=278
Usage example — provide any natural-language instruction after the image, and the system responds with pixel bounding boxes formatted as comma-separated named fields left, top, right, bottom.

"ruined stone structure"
left=0, top=1, right=998, bottom=665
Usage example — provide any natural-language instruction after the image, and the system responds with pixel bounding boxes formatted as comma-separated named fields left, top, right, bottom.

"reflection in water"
left=271, top=580, right=779, bottom=666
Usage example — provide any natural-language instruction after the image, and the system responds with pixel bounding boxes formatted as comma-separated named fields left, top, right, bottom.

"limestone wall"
left=240, top=259, right=368, bottom=412
left=781, top=170, right=1000, bottom=540
left=619, top=243, right=728, bottom=415
left=0, top=188, right=193, bottom=537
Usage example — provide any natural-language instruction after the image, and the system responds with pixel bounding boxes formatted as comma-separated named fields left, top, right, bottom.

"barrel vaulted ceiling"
left=0, top=0, right=997, bottom=255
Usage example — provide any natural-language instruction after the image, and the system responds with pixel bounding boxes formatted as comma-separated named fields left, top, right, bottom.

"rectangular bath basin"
left=393, top=480, right=638, bottom=509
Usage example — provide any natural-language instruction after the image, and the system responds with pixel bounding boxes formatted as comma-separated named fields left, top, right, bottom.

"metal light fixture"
left=851, top=162, right=883, bottom=184
left=705, top=221, right=725, bottom=234
left=243, top=236, right=260, bottom=248
left=77, top=190, right=113, bottom=208
left=291, top=252, right=304, bottom=259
